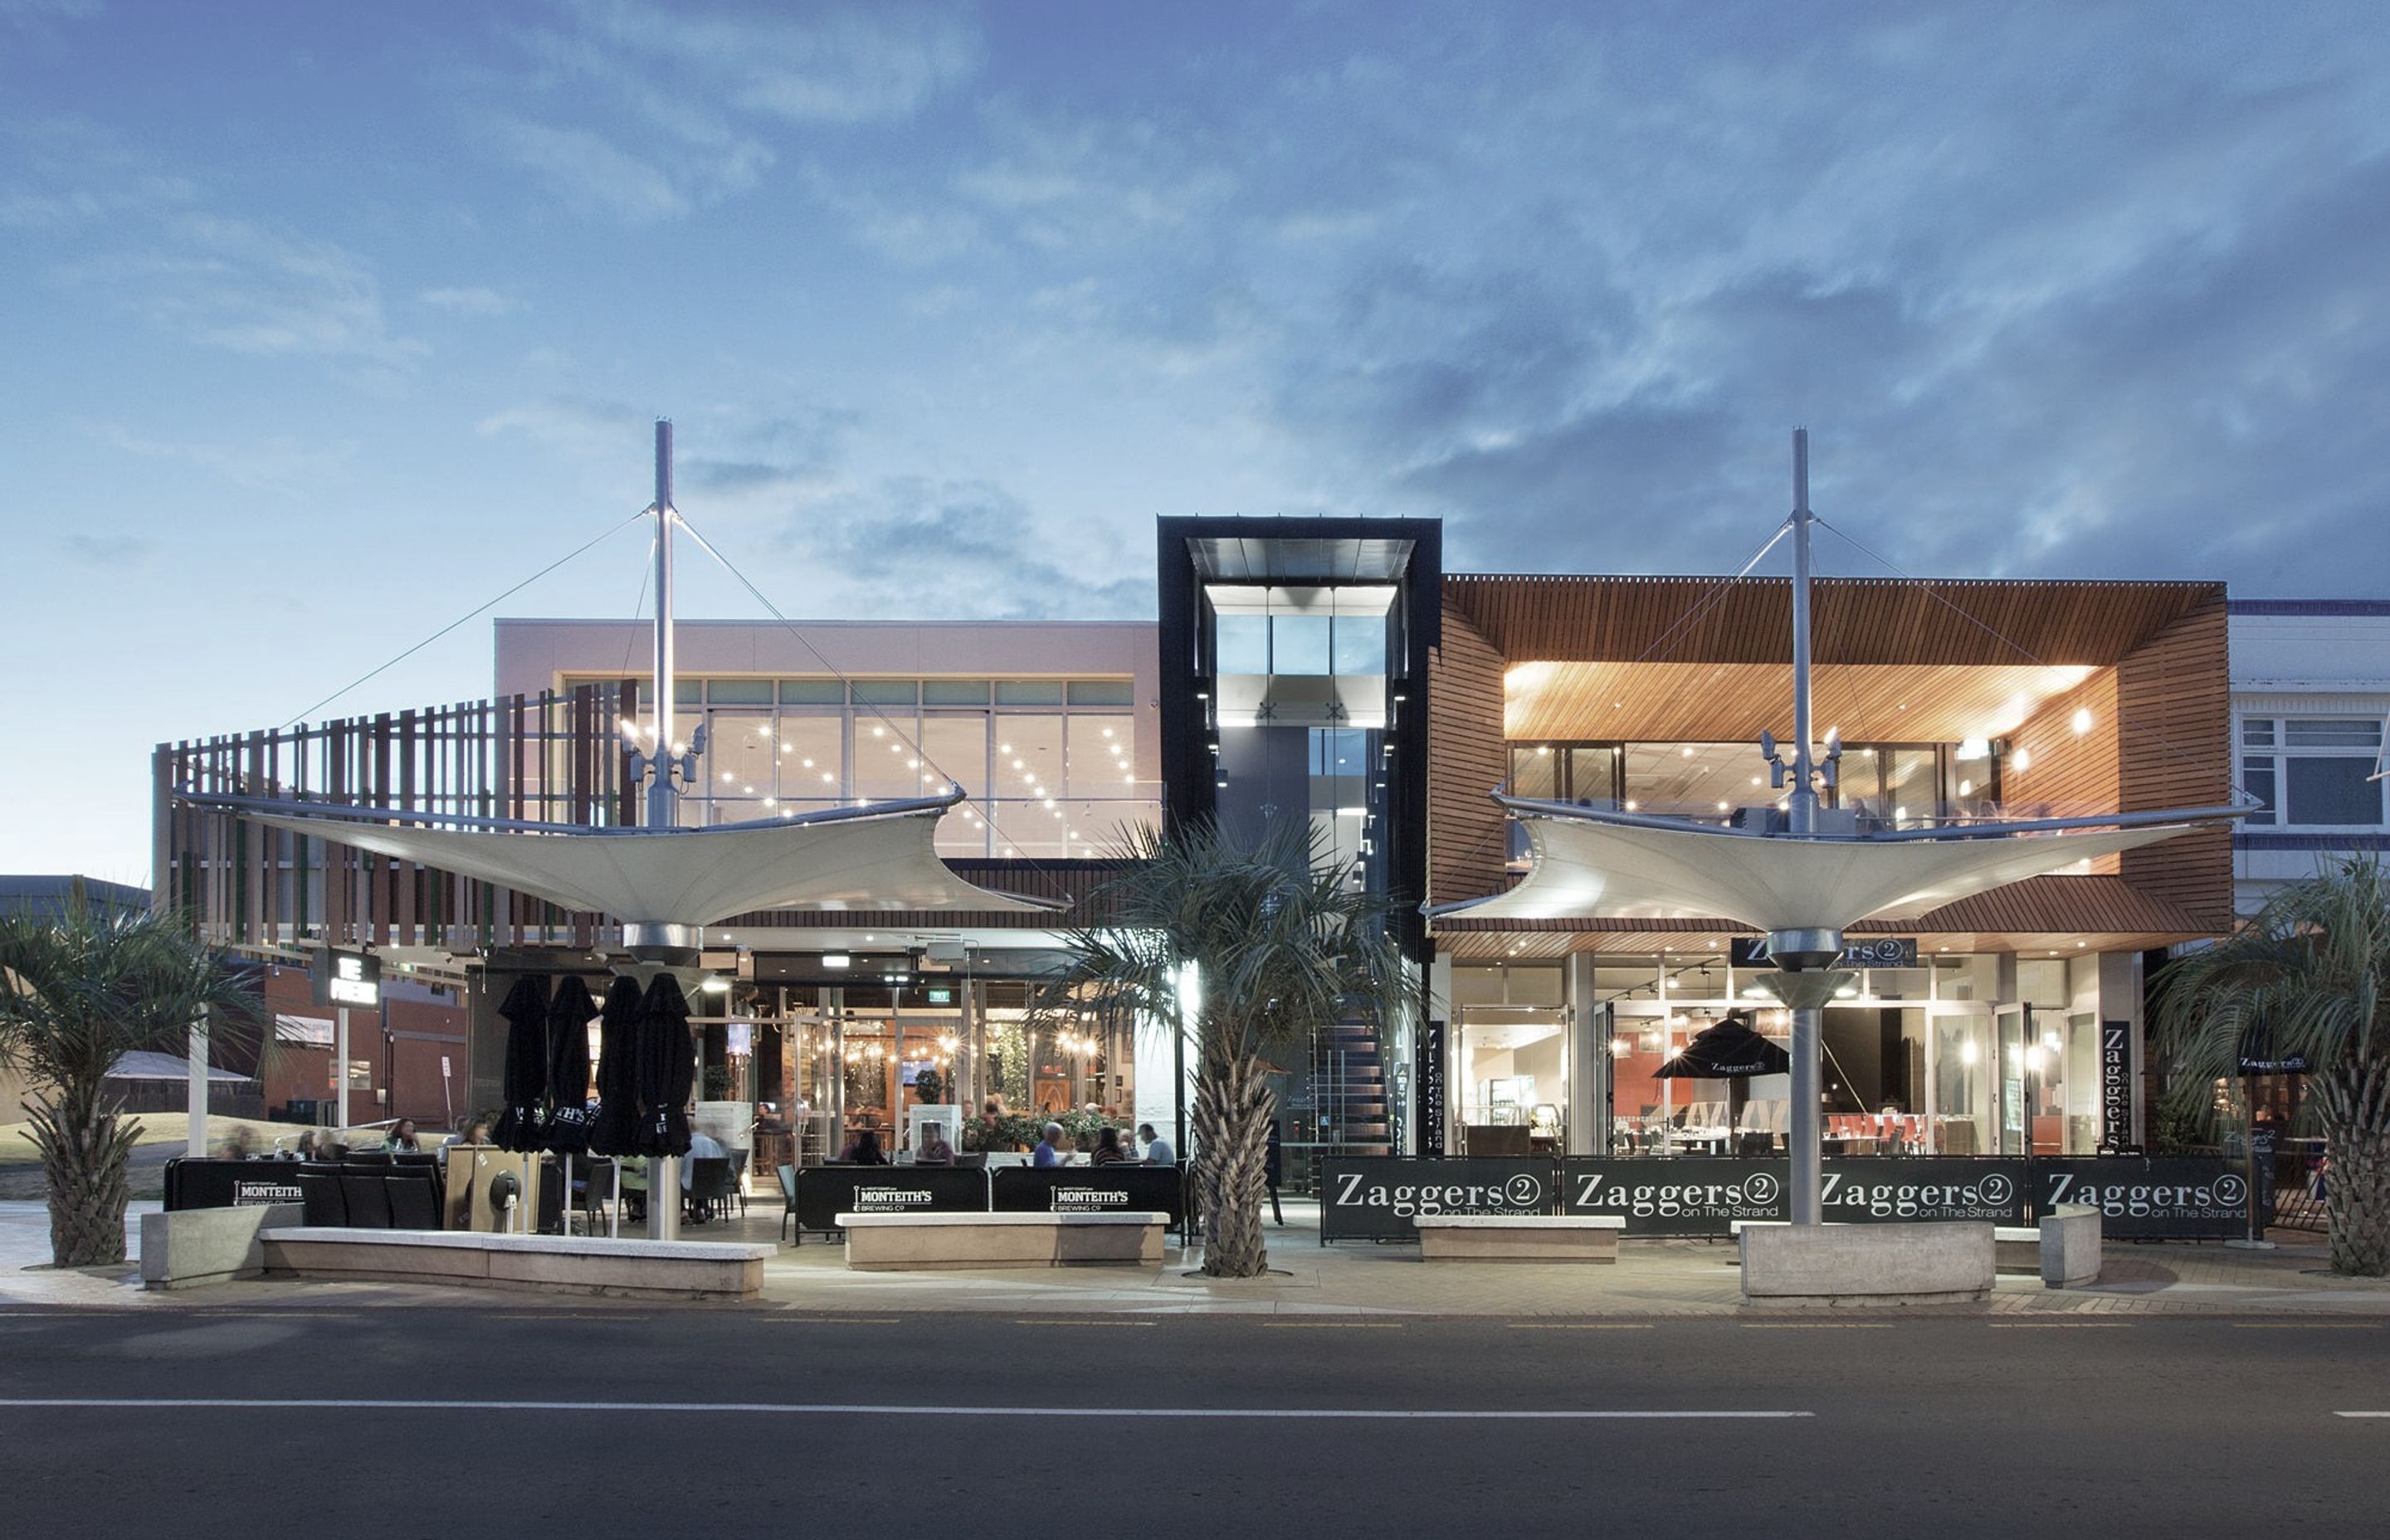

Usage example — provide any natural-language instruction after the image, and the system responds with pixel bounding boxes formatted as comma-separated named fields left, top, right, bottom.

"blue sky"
left=5, top=0, right=2387, bottom=881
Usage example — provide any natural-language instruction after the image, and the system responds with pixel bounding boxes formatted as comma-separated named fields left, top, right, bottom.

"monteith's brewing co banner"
left=993, top=1165, right=1185, bottom=1226
left=1319, top=1155, right=1554, bottom=1240
left=793, top=1167, right=991, bottom=1233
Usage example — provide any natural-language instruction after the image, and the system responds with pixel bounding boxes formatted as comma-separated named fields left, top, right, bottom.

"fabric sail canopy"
left=193, top=791, right=1053, bottom=927
left=1437, top=793, right=2224, bottom=933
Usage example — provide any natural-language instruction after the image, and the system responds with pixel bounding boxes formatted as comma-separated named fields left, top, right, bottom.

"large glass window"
left=2239, top=716, right=2386, bottom=828
left=1331, top=615, right=1387, bottom=675
left=776, top=715, right=845, bottom=804
left=1214, top=615, right=1269, bottom=675
left=1066, top=715, right=1134, bottom=796
left=856, top=717, right=924, bottom=799
left=1271, top=615, right=1333, bottom=675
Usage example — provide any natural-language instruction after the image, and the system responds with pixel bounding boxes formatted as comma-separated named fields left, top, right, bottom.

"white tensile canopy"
left=1436, top=794, right=2213, bottom=933
left=202, top=792, right=1051, bottom=927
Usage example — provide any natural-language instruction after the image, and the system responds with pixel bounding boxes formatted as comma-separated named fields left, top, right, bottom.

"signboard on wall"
left=2096, top=1019, right=2138, bottom=1153
left=311, top=948, right=381, bottom=1008
left=1731, top=937, right=1916, bottom=969
left=1559, top=1157, right=2029, bottom=1233
left=2032, top=1157, right=2247, bottom=1239
left=1318, top=1156, right=1551, bottom=1240
left=1415, top=1019, right=1447, bottom=1159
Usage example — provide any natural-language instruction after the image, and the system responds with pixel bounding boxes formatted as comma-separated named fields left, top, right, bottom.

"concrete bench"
left=1740, top=1221, right=1995, bottom=1306
left=840, top=1211, right=1168, bottom=1270
left=140, top=1203, right=305, bottom=1290
left=1414, top=1215, right=1625, bottom=1263
left=258, top=1228, right=772, bottom=1300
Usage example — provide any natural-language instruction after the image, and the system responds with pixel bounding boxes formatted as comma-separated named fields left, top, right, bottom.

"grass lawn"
left=0, top=1113, right=366, bottom=1165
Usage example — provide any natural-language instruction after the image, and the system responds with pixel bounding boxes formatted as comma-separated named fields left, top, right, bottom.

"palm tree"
left=0, top=897, right=261, bottom=1267
left=1034, top=819, right=1412, bottom=1278
left=2152, top=857, right=2390, bottom=1276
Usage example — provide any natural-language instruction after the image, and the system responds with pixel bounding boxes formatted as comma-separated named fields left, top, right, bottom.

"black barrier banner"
left=1561, top=1157, right=1786, bottom=1234
left=163, top=1158, right=308, bottom=1211
left=2032, top=1157, right=2246, bottom=1239
left=1822, top=1158, right=2028, bottom=1225
left=992, top=1166, right=1184, bottom=1226
left=793, top=1166, right=990, bottom=1231
left=1319, top=1156, right=1554, bottom=1240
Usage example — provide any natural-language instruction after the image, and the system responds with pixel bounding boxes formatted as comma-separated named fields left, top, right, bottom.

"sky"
left=4, top=0, right=2387, bottom=882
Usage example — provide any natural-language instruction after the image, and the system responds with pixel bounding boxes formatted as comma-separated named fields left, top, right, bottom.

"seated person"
left=915, top=1123, right=955, bottom=1166
left=841, top=1128, right=889, bottom=1165
left=1032, top=1122, right=1067, bottom=1167
left=1088, top=1126, right=1130, bottom=1166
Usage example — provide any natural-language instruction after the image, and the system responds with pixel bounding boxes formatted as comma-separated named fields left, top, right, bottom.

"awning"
left=188, top=792, right=1057, bottom=928
left=110, top=1050, right=251, bottom=1084
left=1438, top=795, right=2232, bottom=933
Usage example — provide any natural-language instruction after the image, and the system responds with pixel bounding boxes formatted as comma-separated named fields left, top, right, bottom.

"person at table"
left=443, top=1115, right=492, bottom=1150
left=1090, top=1126, right=1130, bottom=1165
left=384, top=1118, right=421, bottom=1153
left=684, top=1124, right=726, bottom=1189
left=1137, top=1122, right=1174, bottom=1167
left=915, top=1123, right=956, bottom=1167
left=1032, top=1121, right=1067, bottom=1167
left=841, top=1128, right=889, bottom=1165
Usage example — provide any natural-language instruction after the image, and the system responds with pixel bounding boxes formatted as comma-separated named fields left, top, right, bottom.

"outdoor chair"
left=574, top=1157, right=614, bottom=1235
left=385, top=1170, right=442, bottom=1229
left=297, top=1164, right=347, bottom=1227
left=339, top=1171, right=393, bottom=1228
left=777, top=1162, right=798, bottom=1242
left=686, top=1156, right=736, bottom=1225
left=725, top=1148, right=750, bottom=1218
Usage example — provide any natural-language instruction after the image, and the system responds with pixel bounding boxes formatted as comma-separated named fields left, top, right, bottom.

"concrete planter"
left=139, top=1203, right=305, bottom=1290
left=841, top=1211, right=1168, bottom=1270
left=259, top=1228, right=772, bottom=1299
left=1739, top=1221, right=1995, bottom=1306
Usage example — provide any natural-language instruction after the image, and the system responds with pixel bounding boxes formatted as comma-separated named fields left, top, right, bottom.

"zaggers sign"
left=2034, top=1157, right=2246, bottom=1239
left=1319, top=1157, right=1554, bottom=1240
left=1558, top=1158, right=2031, bottom=1233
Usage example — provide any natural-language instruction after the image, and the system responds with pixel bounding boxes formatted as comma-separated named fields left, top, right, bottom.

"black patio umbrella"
left=636, top=973, right=695, bottom=1158
left=491, top=973, right=550, bottom=1153
left=544, top=975, right=598, bottom=1154
left=586, top=977, right=645, bottom=1157
left=1656, top=1011, right=1791, bottom=1141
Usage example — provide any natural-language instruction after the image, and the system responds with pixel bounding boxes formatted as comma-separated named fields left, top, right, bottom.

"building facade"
left=2227, top=599, right=2390, bottom=917
left=159, top=519, right=2241, bottom=1171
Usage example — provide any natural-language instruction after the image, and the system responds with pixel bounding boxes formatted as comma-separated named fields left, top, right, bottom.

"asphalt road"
left=2, top=1304, right=2384, bottom=1536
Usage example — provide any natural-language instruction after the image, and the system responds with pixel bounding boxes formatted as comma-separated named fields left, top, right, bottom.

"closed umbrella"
left=587, top=977, right=644, bottom=1157
left=1656, top=1011, right=1790, bottom=1148
left=637, top=974, right=695, bottom=1158
left=492, top=974, right=550, bottom=1153
left=544, top=976, right=598, bottom=1154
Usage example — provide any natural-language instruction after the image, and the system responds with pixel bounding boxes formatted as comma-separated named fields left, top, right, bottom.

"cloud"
left=417, top=285, right=517, bottom=316
left=778, top=476, right=1149, bottom=621
left=77, top=419, right=356, bottom=495
left=59, top=532, right=157, bottom=569
left=466, top=1, right=979, bottom=222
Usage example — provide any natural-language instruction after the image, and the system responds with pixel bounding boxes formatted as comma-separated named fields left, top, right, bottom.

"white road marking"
left=0, top=1398, right=1811, bottom=1421
left=2335, top=1411, right=2390, bottom=1418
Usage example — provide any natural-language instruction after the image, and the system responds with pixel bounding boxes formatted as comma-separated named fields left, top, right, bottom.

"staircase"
left=1312, top=1021, right=1393, bottom=1157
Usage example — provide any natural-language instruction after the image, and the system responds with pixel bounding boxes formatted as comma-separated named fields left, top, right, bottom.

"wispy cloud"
left=76, top=418, right=356, bottom=496
left=417, top=284, right=517, bottom=316
left=59, top=531, right=157, bottom=570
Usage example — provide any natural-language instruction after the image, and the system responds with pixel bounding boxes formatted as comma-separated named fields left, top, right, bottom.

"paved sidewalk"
left=9, top=1197, right=2390, bottom=1318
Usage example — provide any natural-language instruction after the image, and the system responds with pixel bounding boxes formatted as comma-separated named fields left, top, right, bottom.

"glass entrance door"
left=1995, top=1006, right=2028, bottom=1156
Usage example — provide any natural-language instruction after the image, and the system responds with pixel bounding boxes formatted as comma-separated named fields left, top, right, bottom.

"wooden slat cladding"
left=2117, top=601, right=2234, bottom=929
left=162, top=683, right=637, bottom=953
left=1447, top=574, right=2214, bottom=668
left=2002, top=670, right=2121, bottom=875
left=1427, top=608, right=1510, bottom=908
left=1505, top=660, right=2090, bottom=745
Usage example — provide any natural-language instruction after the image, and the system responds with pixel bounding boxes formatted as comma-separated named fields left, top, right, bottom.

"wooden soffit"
left=1446, top=574, right=2223, bottom=669
left=1504, top=659, right=2099, bottom=743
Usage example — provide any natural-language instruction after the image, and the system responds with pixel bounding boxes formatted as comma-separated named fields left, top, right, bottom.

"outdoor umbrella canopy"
left=587, top=977, right=646, bottom=1157
left=1656, top=1014, right=1792, bottom=1079
left=637, top=974, right=695, bottom=1157
left=544, top=976, right=598, bottom=1154
left=492, top=974, right=550, bottom=1153
left=1656, top=1011, right=1790, bottom=1146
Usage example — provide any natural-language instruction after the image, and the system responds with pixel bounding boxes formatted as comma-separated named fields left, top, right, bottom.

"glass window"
left=1623, top=743, right=1763, bottom=818
left=2285, top=718, right=2381, bottom=748
left=993, top=716, right=1065, bottom=801
left=2286, top=758, right=2385, bottom=826
left=1066, top=680, right=1134, bottom=706
left=1568, top=745, right=1617, bottom=803
left=1931, top=1015, right=1992, bottom=1156
left=922, top=680, right=991, bottom=706
left=1271, top=615, right=1332, bottom=675
left=920, top=715, right=988, bottom=798
left=1880, top=748, right=1938, bottom=826
left=1331, top=615, right=1387, bottom=676
left=2241, top=717, right=2276, bottom=748
left=1066, top=715, right=1134, bottom=796
left=2241, top=758, right=2277, bottom=825
left=855, top=717, right=925, bottom=799
left=706, top=679, right=773, bottom=705
left=1213, top=616, right=1269, bottom=675
left=704, top=712, right=776, bottom=809
left=775, top=716, right=845, bottom=802
left=995, top=680, right=1066, bottom=705
left=851, top=680, right=919, bottom=708
left=779, top=680, right=843, bottom=705
left=1511, top=743, right=1558, bottom=800
left=673, top=679, right=702, bottom=706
